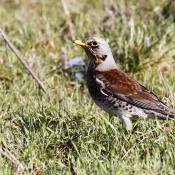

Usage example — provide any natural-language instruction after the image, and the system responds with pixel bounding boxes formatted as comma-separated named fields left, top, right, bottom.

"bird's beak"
left=73, top=40, right=86, bottom=47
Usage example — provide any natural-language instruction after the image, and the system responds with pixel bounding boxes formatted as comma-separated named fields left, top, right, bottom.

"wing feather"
left=95, top=69, right=172, bottom=114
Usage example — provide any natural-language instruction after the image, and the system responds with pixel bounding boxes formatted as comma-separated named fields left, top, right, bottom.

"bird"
left=73, top=37, right=175, bottom=130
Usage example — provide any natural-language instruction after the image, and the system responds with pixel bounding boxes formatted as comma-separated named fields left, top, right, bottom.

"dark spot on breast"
left=128, top=105, right=132, bottom=109
left=101, top=55, right=107, bottom=61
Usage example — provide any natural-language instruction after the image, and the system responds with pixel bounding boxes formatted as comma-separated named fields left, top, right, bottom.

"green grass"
left=0, top=0, right=175, bottom=174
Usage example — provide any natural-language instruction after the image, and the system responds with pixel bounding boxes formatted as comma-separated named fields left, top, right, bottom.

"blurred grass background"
left=0, top=0, right=175, bottom=174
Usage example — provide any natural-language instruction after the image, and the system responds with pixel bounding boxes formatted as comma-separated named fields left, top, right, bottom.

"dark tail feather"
left=146, top=102, right=175, bottom=120
left=166, top=110, right=175, bottom=119
left=157, top=103, right=175, bottom=119
left=157, top=108, right=175, bottom=119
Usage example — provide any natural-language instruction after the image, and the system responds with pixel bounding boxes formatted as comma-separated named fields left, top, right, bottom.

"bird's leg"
left=121, top=116, right=133, bottom=131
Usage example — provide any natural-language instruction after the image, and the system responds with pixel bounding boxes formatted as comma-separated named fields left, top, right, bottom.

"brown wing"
left=95, top=69, right=170, bottom=112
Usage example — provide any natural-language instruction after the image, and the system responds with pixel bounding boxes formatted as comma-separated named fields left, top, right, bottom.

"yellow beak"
left=73, top=40, right=86, bottom=47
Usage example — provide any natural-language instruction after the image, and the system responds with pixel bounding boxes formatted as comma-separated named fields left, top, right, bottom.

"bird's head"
left=73, top=37, right=117, bottom=71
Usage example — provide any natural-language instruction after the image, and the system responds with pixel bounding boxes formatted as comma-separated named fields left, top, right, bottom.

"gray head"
left=74, top=37, right=118, bottom=71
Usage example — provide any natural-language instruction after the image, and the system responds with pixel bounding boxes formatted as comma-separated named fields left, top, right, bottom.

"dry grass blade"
left=0, top=147, right=26, bottom=175
left=60, top=0, right=75, bottom=40
left=0, top=28, right=47, bottom=94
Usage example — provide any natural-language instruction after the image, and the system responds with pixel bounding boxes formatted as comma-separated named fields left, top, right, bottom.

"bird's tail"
left=165, top=110, right=175, bottom=119
left=157, top=103, right=175, bottom=119
left=146, top=102, right=175, bottom=120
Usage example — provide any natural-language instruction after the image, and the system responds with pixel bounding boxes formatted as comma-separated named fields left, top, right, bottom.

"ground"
left=0, top=0, right=175, bottom=174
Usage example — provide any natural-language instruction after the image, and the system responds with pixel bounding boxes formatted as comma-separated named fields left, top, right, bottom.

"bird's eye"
left=89, top=41, right=98, bottom=48
left=91, top=41, right=98, bottom=46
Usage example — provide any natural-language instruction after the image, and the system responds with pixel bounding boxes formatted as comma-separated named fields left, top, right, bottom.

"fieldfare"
left=74, top=37, right=175, bottom=130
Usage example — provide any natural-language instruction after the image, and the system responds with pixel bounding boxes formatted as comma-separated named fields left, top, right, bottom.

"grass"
left=0, top=0, right=175, bottom=174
